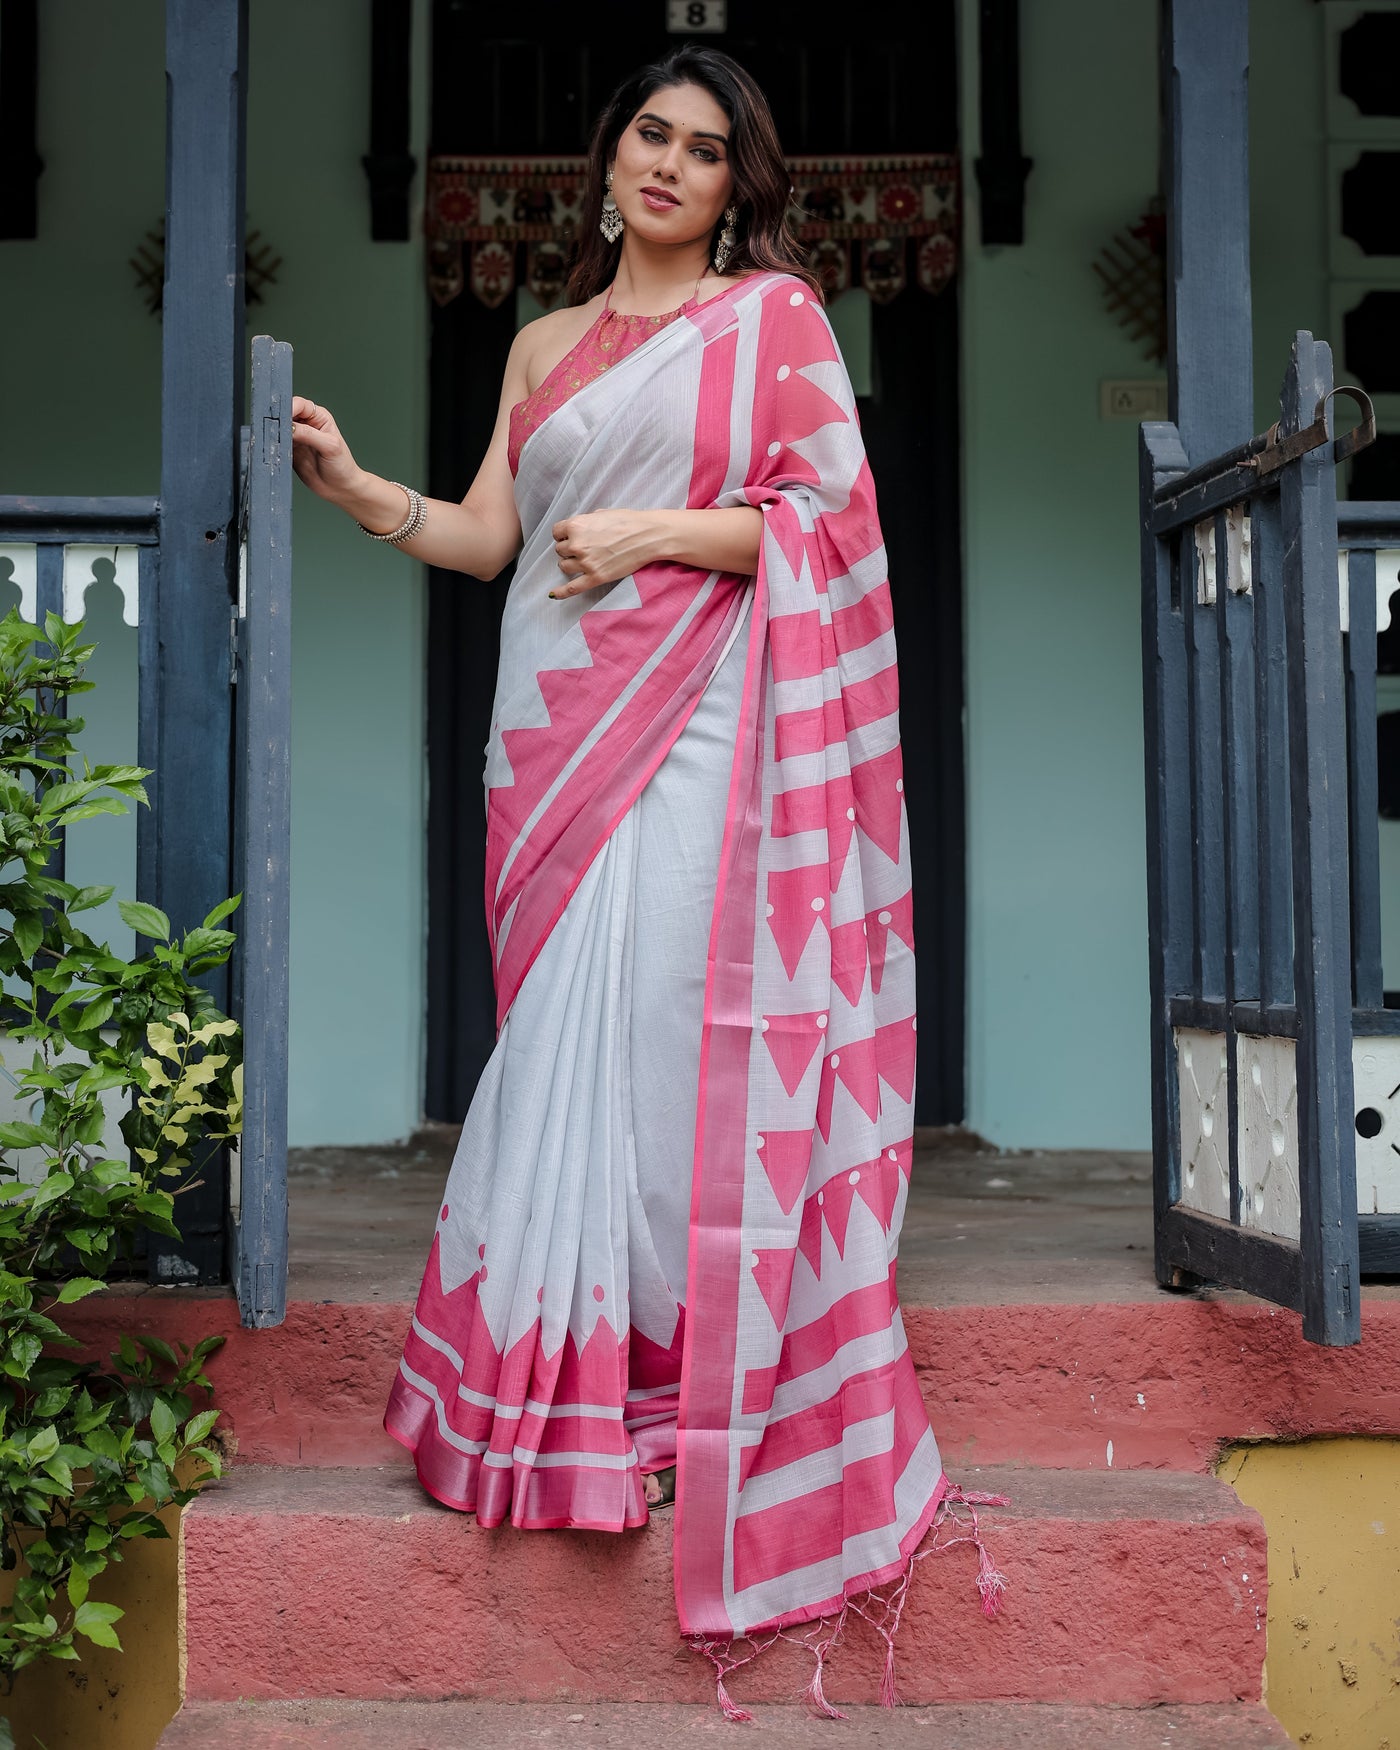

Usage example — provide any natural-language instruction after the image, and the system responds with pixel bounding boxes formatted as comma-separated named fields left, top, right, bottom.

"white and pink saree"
left=385, top=271, right=999, bottom=1702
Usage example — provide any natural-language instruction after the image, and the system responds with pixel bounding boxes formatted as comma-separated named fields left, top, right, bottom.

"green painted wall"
left=958, top=0, right=1158, bottom=1148
left=956, top=0, right=1366, bottom=1149
left=0, top=0, right=430, bottom=1147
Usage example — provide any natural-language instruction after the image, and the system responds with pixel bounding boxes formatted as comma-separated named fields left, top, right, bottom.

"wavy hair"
left=566, top=46, right=819, bottom=306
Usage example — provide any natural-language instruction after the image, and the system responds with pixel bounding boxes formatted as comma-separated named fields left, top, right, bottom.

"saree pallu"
left=386, top=272, right=993, bottom=1678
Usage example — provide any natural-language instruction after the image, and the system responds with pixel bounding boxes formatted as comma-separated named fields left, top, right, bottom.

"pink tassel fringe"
left=804, top=1613, right=849, bottom=1720
left=689, top=1479, right=1010, bottom=1720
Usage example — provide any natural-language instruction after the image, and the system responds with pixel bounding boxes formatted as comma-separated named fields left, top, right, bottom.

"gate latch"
left=1251, top=385, right=1377, bottom=478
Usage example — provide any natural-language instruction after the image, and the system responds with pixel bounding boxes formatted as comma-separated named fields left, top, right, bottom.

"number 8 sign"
left=666, top=0, right=727, bottom=32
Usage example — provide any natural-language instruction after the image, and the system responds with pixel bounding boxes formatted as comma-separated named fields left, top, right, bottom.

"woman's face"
left=610, top=82, right=735, bottom=252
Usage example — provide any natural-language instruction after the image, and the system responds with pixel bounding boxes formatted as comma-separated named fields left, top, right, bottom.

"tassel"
left=878, top=1638, right=899, bottom=1709
left=976, top=1543, right=1008, bottom=1619
left=804, top=1609, right=848, bottom=1719
left=933, top=1481, right=1011, bottom=1622
left=805, top=1642, right=848, bottom=1720
left=714, top=1672, right=754, bottom=1723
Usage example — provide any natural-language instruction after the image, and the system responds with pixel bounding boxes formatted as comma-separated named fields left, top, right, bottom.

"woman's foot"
left=644, top=1465, right=677, bottom=1510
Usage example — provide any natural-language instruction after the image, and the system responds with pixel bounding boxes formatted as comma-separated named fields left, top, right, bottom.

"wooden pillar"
left=363, top=0, right=417, bottom=240
left=0, top=0, right=42, bottom=239
left=1163, top=0, right=1253, bottom=464
left=149, top=0, right=248, bottom=1284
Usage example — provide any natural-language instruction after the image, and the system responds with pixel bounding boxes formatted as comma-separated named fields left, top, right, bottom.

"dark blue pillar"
left=148, top=0, right=248, bottom=1284
left=1163, top=0, right=1253, bottom=464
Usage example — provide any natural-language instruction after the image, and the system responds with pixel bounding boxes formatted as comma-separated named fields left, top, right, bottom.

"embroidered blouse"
left=507, top=300, right=689, bottom=477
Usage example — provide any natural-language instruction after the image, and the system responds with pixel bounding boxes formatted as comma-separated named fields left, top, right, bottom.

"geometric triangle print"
left=750, top=1246, right=797, bottom=1328
left=757, top=1129, right=814, bottom=1215
left=762, top=1010, right=830, bottom=1096
left=851, top=746, right=905, bottom=864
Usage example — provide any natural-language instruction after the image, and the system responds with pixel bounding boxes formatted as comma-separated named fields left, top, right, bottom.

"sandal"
left=643, top=1465, right=677, bottom=1511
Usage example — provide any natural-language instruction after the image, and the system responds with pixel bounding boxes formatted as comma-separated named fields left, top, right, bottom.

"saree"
left=385, top=272, right=1001, bottom=1701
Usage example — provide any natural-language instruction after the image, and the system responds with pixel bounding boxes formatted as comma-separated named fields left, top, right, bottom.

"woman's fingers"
left=290, top=422, right=337, bottom=454
left=291, top=395, right=332, bottom=429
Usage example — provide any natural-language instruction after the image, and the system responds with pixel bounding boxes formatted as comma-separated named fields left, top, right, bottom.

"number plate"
left=666, top=0, right=727, bottom=32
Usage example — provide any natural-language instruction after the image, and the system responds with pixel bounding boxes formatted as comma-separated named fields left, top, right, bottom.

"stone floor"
left=160, top=1699, right=1297, bottom=1749
left=286, top=1127, right=1163, bottom=1306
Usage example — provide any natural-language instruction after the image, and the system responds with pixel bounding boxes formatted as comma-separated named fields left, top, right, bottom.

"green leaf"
left=201, top=894, right=242, bottom=929
left=28, top=1171, right=74, bottom=1213
left=139, top=1335, right=178, bottom=1368
left=149, top=1398, right=177, bottom=1445
left=55, top=1277, right=105, bottom=1304
left=183, top=1408, right=219, bottom=1446
left=180, top=927, right=236, bottom=962
left=75, top=992, right=116, bottom=1032
left=117, top=900, right=170, bottom=942
left=54, top=798, right=128, bottom=826
left=11, top=914, right=42, bottom=958
left=31, top=876, right=77, bottom=903
left=0, top=1122, right=48, bottom=1150
left=68, top=884, right=115, bottom=914
left=73, top=1600, right=124, bottom=1650
left=26, top=1426, right=59, bottom=1463
left=43, top=1455, right=72, bottom=1492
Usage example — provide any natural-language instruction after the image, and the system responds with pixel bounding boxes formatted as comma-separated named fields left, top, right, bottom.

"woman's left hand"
left=550, top=510, right=661, bottom=597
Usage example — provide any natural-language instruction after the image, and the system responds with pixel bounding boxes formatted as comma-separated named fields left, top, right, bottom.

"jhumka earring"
left=713, top=205, right=738, bottom=274
left=600, top=169, right=624, bottom=244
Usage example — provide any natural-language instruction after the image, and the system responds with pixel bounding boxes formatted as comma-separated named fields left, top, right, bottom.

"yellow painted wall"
left=1, top=1504, right=181, bottom=1750
left=1219, top=1438, right=1400, bottom=1749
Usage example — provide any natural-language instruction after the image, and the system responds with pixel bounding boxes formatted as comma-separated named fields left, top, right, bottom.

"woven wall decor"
left=1093, top=203, right=1167, bottom=364
left=425, top=153, right=960, bottom=309
left=130, top=219, right=281, bottom=318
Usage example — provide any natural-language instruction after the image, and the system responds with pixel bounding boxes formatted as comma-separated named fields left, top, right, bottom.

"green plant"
left=0, top=609, right=242, bottom=1700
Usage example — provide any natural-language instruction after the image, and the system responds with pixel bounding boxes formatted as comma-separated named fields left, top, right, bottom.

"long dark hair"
left=566, top=46, right=818, bottom=306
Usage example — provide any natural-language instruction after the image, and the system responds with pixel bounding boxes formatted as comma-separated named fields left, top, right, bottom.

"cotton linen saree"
left=386, top=272, right=997, bottom=1692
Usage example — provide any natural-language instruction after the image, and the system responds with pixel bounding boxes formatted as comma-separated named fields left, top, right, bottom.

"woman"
left=291, top=45, right=1000, bottom=1713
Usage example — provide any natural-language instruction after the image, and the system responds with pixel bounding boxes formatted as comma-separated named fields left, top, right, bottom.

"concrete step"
left=157, top=1698, right=1298, bottom=1748
left=182, top=1464, right=1266, bottom=1710
left=68, top=1286, right=1400, bottom=1471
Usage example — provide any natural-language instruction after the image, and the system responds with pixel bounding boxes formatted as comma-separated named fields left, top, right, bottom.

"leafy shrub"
left=0, top=609, right=242, bottom=1713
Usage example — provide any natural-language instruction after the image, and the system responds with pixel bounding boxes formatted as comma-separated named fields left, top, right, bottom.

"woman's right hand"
left=290, top=395, right=364, bottom=506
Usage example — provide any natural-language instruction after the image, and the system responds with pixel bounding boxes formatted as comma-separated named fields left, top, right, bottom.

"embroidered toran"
left=508, top=302, right=688, bottom=476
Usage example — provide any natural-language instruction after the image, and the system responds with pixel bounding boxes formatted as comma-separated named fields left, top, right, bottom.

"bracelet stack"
left=358, top=482, right=427, bottom=544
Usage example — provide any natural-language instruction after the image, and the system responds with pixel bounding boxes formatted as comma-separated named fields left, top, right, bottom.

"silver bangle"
left=359, top=482, right=426, bottom=544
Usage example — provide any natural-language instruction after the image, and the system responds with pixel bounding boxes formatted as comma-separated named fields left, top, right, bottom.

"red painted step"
left=182, top=1464, right=1266, bottom=1709
left=159, top=1697, right=1297, bottom=1749
left=68, top=1287, right=1400, bottom=1471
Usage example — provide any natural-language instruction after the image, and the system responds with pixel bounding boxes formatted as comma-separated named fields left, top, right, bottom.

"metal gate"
left=1140, top=331, right=1383, bottom=1346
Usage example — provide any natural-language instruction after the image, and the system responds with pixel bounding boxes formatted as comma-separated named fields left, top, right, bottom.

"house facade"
left=4, top=3, right=1400, bottom=1748
left=3, top=0, right=1390, bottom=1164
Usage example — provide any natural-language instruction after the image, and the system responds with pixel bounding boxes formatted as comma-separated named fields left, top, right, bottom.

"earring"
left=713, top=206, right=738, bottom=274
left=600, top=169, right=624, bottom=244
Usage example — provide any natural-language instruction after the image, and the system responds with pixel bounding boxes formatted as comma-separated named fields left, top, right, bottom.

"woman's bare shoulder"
left=514, top=300, right=603, bottom=395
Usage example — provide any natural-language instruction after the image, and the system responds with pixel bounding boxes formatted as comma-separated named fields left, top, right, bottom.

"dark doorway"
left=424, top=0, right=965, bottom=1124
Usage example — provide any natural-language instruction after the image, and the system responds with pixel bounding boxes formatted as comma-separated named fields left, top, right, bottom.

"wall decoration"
left=425, top=153, right=960, bottom=309
left=130, top=219, right=281, bottom=318
left=1093, top=203, right=1167, bottom=364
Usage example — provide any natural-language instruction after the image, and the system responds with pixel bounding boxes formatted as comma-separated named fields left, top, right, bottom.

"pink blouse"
left=508, top=301, right=689, bottom=477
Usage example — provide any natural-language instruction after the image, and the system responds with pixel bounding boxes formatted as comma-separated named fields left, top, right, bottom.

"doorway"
left=423, top=0, right=966, bottom=1124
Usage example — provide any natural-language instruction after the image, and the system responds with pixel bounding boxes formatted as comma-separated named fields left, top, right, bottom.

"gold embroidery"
left=509, top=305, right=685, bottom=474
